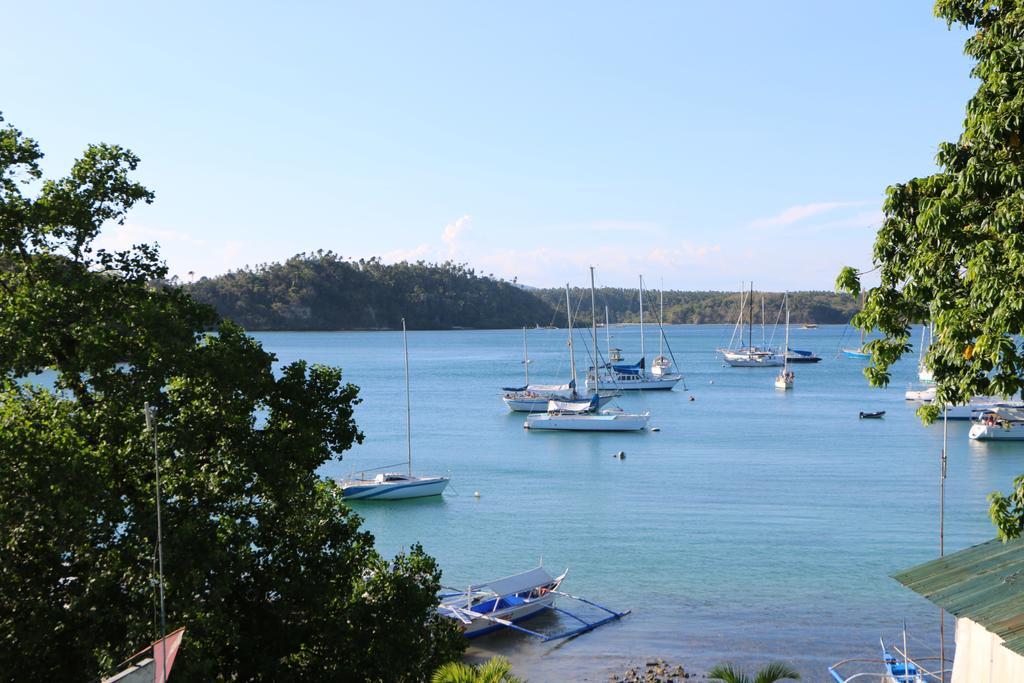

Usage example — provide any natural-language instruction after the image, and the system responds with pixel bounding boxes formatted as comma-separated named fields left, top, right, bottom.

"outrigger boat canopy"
left=438, top=567, right=630, bottom=642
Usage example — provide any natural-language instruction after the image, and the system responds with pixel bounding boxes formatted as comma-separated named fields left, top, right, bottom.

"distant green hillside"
left=187, top=253, right=860, bottom=330
left=187, top=252, right=556, bottom=330
left=533, top=288, right=860, bottom=325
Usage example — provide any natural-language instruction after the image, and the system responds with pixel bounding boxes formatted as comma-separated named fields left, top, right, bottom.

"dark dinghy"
left=859, top=411, right=885, bottom=419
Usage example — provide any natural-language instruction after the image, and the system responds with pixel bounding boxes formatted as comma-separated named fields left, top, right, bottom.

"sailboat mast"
left=748, top=282, right=753, bottom=350
left=659, top=282, right=664, bottom=358
left=783, top=296, right=790, bottom=374
left=565, top=284, right=576, bottom=397
left=402, top=318, right=412, bottom=476
left=522, top=326, right=530, bottom=385
left=590, top=266, right=598, bottom=384
left=605, top=305, right=610, bottom=357
left=639, top=275, right=646, bottom=368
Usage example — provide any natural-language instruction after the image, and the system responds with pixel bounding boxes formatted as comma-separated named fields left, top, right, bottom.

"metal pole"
left=638, top=275, right=646, bottom=371
left=522, top=326, right=529, bottom=385
left=403, top=319, right=412, bottom=476
left=143, top=403, right=168, bottom=683
left=940, top=404, right=948, bottom=682
left=590, top=267, right=598, bottom=387
left=565, top=284, right=576, bottom=398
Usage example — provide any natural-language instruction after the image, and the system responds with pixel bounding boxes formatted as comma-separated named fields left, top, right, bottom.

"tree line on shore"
left=185, top=254, right=861, bottom=330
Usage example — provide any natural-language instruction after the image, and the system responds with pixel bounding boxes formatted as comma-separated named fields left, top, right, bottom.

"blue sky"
left=5, top=1, right=973, bottom=290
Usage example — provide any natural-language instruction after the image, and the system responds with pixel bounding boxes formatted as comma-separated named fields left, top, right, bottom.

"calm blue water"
left=257, top=325, right=1022, bottom=682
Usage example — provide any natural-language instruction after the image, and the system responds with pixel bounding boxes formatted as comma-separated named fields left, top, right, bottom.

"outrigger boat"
left=828, top=637, right=951, bottom=682
left=437, top=567, right=630, bottom=641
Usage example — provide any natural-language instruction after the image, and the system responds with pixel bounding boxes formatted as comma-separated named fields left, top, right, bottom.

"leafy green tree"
left=432, top=657, right=525, bottom=683
left=708, top=661, right=800, bottom=683
left=0, top=114, right=464, bottom=680
left=835, top=1, right=1024, bottom=540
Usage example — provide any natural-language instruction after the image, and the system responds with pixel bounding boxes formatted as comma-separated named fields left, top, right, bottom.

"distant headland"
left=185, top=252, right=860, bottom=330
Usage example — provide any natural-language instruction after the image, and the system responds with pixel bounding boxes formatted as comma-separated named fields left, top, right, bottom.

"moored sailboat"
left=718, top=282, right=784, bottom=367
left=527, top=275, right=650, bottom=432
left=586, top=275, right=683, bottom=390
left=340, top=320, right=449, bottom=500
left=774, top=298, right=794, bottom=390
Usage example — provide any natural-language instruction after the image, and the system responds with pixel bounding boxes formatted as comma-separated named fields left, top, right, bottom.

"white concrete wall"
left=951, top=617, right=1024, bottom=683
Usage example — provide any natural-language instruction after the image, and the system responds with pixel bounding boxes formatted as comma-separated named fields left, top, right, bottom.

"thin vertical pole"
left=659, top=279, right=664, bottom=359
left=748, top=282, right=753, bottom=351
left=522, top=326, right=530, bottom=385
left=143, top=403, right=167, bottom=683
left=403, top=319, right=412, bottom=476
left=605, top=305, right=610, bottom=358
left=940, top=405, right=948, bottom=681
left=565, top=284, right=576, bottom=398
left=639, top=275, right=646, bottom=371
left=590, top=267, right=598, bottom=386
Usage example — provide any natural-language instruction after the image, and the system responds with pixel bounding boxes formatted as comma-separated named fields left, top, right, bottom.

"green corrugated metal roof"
left=892, top=536, right=1024, bottom=656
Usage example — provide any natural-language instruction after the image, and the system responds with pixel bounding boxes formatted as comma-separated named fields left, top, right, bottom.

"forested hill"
left=528, top=288, right=860, bottom=325
left=186, top=253, right=861, bottom=330
left=186, top=253, right=557, bottom=330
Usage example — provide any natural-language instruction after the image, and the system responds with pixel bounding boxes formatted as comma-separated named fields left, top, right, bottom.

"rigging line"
left=767, top=292, right=785, bottom=348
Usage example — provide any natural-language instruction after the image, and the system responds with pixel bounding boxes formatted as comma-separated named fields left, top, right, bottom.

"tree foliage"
left=707, top=661, right=800, bottom=683
left=187, top=253, right=556, bottom=330
left=835, top=1, right=1024, bottom=540
left=533, top=288, right=860, bottom=326
left=0, top=114, right=464, bottom=680
left=432, top=657, right=524, bottom=683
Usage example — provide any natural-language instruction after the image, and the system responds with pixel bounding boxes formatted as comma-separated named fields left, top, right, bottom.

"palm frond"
left=753, top=661, right=801, bottom=683
left=708, top=662, right=751, bottom=683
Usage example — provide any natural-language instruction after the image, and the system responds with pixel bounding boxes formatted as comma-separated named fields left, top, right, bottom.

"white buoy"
left=709, top=379, right=714, bottom=384
left=474, top=491, right=480, bottom=498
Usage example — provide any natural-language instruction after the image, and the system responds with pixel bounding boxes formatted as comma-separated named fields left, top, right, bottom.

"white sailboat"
left=501, top=327, right=616, bottom=412
left=586, top=275, right=683, bottom=390
left=774, top=297, right=794, bottom=390
left=341, top=319, right=449, bottom=500
left=917, top=323, right=935, bottom=383
left=526, top=276, right=650, bottom=432
left=718, top=282, right=784, bottom=367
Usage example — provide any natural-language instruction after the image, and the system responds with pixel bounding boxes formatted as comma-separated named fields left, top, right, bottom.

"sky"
left=4, top=1, right=975, bottom=290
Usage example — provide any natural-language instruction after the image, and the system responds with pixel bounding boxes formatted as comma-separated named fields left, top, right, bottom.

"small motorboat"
left=859, top=410, right=886, bottom=419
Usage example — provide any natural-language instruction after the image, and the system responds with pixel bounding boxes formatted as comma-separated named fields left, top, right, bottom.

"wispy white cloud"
left=441, top=214, right=472, bottom=257
left=381, top=244, right=431, bottom=263
left=809, top=209, right=884, bottom=231
left=748, top=201, right=867, bottom=229
left=94, top=223, right=208, bottom=253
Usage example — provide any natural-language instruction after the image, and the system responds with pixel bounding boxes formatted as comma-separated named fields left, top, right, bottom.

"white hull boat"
left=503, top=389, right=616, bottom=412
left=774, top=371, right=794, bottom=390
left=588, top=275, right=683, bottom=390
left=905, top=387, right=1024, bottom=420
left=721, top=349, right=784, bottom=367
left=773, top=302, right=794, bottom=390
left=586, top=371, right=682, bottom=391
left=525, top=408, right=651, bottom=431
left=969, top=410, right=1024, bottom=440
left=341, top=473, right=450, bottom=500
left=340, top=319, right=449, bottom=501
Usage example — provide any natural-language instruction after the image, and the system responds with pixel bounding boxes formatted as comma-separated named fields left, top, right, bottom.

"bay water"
left=257, top=324, right=1021, bottom=682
